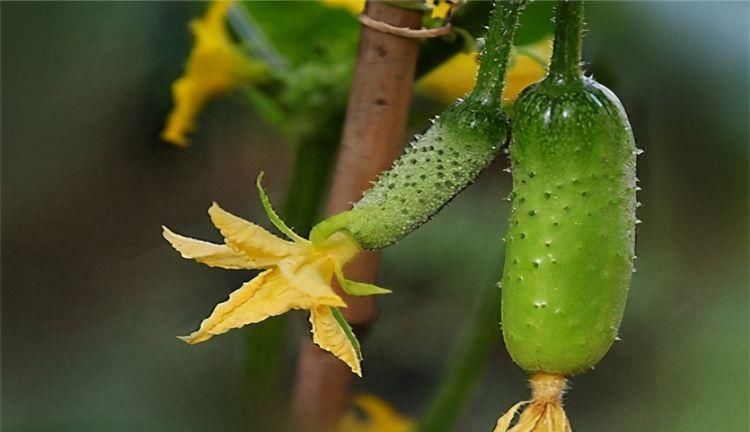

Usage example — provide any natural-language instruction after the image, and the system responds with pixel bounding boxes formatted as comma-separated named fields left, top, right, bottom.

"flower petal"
left=208, top=203, right=301, bottom=259
left=309, top=306, right=362, bottom=376
left=335, top=394, right=414, bottom=432
left=492, top=401, right=528, bottom=432
left=160, top=78, right=202, bottom=147
left=180, top=269, right=311, bottom=344
left=277, top=256, right=345, bottom=307
left=160, top=1, right=267, bottom=147
left=162, top=226, right=274, bottom=269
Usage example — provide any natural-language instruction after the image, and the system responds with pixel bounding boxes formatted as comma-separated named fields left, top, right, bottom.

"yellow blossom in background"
left=321, top=0, right=365, bottom=14
left=161, top=1, right=267, bottom=147
left=163, top=176, right=389, bottom=375
left=416, top=36, right=553, bottom=104
left=430, top=0, right=454, bottom=20
left=336, top=394, right=414, bottom=432
left=417, top=51, right=477, bottom=103
left=320, top=0, right=550, bottom=104
left=503, top=38, right=554, bottom=103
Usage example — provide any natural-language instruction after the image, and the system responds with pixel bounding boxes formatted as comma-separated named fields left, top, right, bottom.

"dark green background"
left=2, top=2, right=748, bottom=431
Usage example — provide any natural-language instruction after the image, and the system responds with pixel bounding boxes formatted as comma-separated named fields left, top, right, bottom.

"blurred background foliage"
left=1, top=1, right=748, bottom=431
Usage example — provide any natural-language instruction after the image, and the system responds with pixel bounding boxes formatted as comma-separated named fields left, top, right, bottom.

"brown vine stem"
left=289, top=1, right=423, bottom=430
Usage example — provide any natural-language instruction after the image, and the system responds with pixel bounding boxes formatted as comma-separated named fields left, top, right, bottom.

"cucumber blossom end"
left=492, top=373, right=571, bottom=432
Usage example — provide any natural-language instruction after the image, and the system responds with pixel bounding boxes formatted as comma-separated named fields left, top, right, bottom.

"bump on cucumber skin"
left=501, top=77, right=637, bottom=376
left=317, top=99, right=509, bottom=250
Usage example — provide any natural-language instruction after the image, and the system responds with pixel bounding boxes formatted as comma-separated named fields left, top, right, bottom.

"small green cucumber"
left=501, top=0, right=637, bottom=376
left=311, top=0, right=527, bottom=249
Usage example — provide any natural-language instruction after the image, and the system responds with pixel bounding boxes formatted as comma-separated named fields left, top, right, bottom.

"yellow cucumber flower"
left=336, top=394, right=413, bottom=432
left=163, top=175, right=389, bottom=375
left=416, top=36, right=553, bottom=104
left=161, top=0, right=267, bottom=147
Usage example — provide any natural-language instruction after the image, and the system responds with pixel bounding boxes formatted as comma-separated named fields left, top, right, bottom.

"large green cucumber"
left=501, top=0, right=637, bottom=375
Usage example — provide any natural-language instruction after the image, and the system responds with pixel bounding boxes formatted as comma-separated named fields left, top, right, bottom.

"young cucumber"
left=501, top=1, right=637, bottom=376
left=311, top=0, right=527, bottom=250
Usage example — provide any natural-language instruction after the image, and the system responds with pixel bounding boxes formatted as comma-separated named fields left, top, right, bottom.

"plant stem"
left=281, top=114, right=347, bottom=235
left=549, top=0, right=584, bottom=80
left=471, top=0, right=527, bottom=107
left=290, top=1, right=423, bottom=430
left=418, top=252, right=504, bottom=432
left=244, top=316, right=286, bottom=432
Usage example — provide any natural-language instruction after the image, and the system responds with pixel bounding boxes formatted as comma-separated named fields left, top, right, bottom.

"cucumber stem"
left=549, top=0, right=585, bottom=81
left=471, top=0, right=527, bottom=107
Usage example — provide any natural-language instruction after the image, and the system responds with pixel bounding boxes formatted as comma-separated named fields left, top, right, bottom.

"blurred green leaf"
left=240, top=1, right=359, bottom=67
left=233, top=2, right=356, bottom=142
left=278, top=61, right=352, bottom=143
left=515, top=1, right=554, bottom=45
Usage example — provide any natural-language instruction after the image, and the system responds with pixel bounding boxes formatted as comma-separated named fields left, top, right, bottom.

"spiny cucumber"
left=311, top=0, right=527, bottom=249
left=501, top=0, right=637, bottom=378
left=493, top=2, right=638, bottom=431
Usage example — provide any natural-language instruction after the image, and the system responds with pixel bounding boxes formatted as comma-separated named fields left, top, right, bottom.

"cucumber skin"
left=501, top=77, right=636, bottom=376
left=314, top=99, right=508, bottom=250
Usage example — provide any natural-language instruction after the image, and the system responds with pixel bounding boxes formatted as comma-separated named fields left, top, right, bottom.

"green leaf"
left=245, top=88, right=288, bottom=133
left=234, top=2, right=357, bottom=143
left=515, top=1, right=555, bottom=45
left=227, top=3, right=287, bottom=71
left=256, top=173, right=307, bottom=243
left=239, top=1, right=359, bottom=67
left=331, top=307, right=363, bottom=361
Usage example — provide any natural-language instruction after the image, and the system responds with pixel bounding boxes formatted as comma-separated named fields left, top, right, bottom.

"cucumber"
left=311, top=0, right=527, bottom=249
left=501, top=0, right=637, bottom=376
left=493, top=2, right=638, bottom=430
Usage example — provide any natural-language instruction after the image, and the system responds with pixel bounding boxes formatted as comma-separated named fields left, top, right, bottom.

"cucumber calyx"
left=492, top=373, right=571, bottom=432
